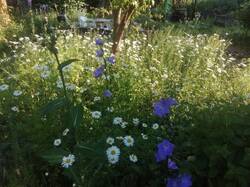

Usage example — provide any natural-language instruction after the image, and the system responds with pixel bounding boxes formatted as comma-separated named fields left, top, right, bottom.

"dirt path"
left=227, top=44, right=250, bottom=61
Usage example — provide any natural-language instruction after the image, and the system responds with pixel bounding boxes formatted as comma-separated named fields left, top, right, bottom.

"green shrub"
left=196, top=0, right=244, bottom=15
left=237, top=1, right=250, bottom=29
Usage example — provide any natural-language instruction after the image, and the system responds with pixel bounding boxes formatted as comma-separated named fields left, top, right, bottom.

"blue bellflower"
left=168, top=159, right=178, bottom=170
left=155, top=139, right=175, bottom=162
left=95, top=38, right=104, bottom=46
left=107, top=56, right=115, bottom=64
left=96, top=49, right=104, bottom=57
left=93, top=65, right=105, bottom=78
left=153, top=98, right=177, bottom=118
left=167, top=173, right=192, bottom=187
left=104, top=89, right=112, bottom=97
left=167, top=177, right=179, bottom=187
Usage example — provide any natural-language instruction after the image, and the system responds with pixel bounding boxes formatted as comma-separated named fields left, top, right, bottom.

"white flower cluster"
left=113, top=117, right=129, bottom=128
left=11, top=106, right=19, bottom=112
left=123, top=136, right=134, bottom=147
left=53, top=138, right=61, bottom=146
left=113, top=117, right=123, bottom=125
left=33, top=64, right=51, bottom=79
left=106, top=135, right=137, bottom=165
left=106, top=137, right=115, bottom=145
left=106, top=146, right=120, bottom=164
left=152, top=123, right=159, bottom=130
left=129, top=154, right=138, bottom=163
left=133, top=118, right=140, bottom=126
left=0, top=84, right=9, bottom=92
left=91, top=111, right=102, bottom=119
left=61, top=154, right=75, bottom=168
left=13, top=90, right=22, bottom=97
left=62, top=128, right=70, bottom=136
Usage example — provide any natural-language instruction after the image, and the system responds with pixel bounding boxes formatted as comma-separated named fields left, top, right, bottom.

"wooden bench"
left=78, top=16, right=112, bottom=34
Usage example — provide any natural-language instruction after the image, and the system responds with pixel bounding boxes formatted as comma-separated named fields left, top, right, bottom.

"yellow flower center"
left=65, top=159, right=71, bottom=163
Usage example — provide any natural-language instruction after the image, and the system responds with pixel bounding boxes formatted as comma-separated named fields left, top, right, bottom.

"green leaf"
left=0, top=142, right=11, bottom=151
left=76, top=144, right=96, bottom=152
left=41, top=97, right=68, bottom=115
left=48, top=46, right=58, bottom=55
left=41, top=148, right=68, bottom=165
left=70, top=105, right=83, bottom=128
left=58, top=59, right=79, bottom=71
left=241, top=151, right=250, bottom=168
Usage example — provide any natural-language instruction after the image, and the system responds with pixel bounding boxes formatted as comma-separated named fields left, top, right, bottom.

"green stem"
left=69, top=168, right=81, bottom=185
left=54, top=53, right=68, bottom=99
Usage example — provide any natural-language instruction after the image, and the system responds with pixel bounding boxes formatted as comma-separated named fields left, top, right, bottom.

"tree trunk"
left=0, top=0, right=10, bottom=25
left=192, top=0, right=197, bottom=19
left=112, top=6, right=135, bottom=54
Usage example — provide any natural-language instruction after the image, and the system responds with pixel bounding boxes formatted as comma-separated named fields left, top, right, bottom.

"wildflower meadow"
left=1, top=0, right=250, bottom=187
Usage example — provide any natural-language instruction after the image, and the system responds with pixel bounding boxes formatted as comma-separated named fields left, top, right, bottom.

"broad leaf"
left=41, top=148, right=68, bottom=165
left=41, top=97, right=68, bottom=115
left=76, top=144, right=96, bottom=152
left=58, top=59, right=79, bottom=71
left=70, top=105, right=83, bottom=128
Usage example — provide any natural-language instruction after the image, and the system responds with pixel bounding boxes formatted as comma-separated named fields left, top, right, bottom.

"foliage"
left=110, top=0, right=154, bottom=9
left=187, top=103, right=250, bottom=187
left=237, top=1, right=250, bottom=29
left=196, top=0, right=246, bottom=16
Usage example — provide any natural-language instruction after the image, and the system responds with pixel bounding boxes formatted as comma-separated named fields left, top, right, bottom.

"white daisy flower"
left=0, top=84, right=9, bottom=91
left=11, top=106, right=19, bottom=112
left=40, top=71, right=51, bottom=79
left=91, top=111, right=102, bottom=119
left=108, top=156, right=119, bottom=164
left=53, top=139, right=61, bottom=146
left=45, top=172, right=49, bottom=176
left=142, top=123, right=148, bottom=128
left=106, top=146, right=120, bottom=164
left=152, top=123, right=159, bottom=130
left=106, top=107, right=114, bottom=112
left=13, top=90, right=22, bottom=96
left=161, top=73, right=168, bottom=79
left=106, top=137, right=115, bottom=145
left=113, top=117, right=123, bottom=125
left=123, top=136, right=134, bottom=147
left=61, top=154, right=75, bottom=168
left=66, top=83, right=76, bottom=91
left=116, top=136, right=124, bottom=140
left=79, top=87, right=87, bottom=93
left=41, top=116, right=47, bottom=121
left=94, top=96, right=101, bottom=102
left=106, top=146, right=120, bottom=158
left=121, top=121, right=128, bottom=128
left=133, top=118, right=140, bottom=126
left=129, top=154, right=138, bottom=163
left=141, top=133, right=148, bottom=140
left=33, top=64, right=43, bottom=71
left=104, top=75, right=111, bottom=81
left=56, top=79, right=63, bottom=89
left=62, top=128, right=70, bottom=136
